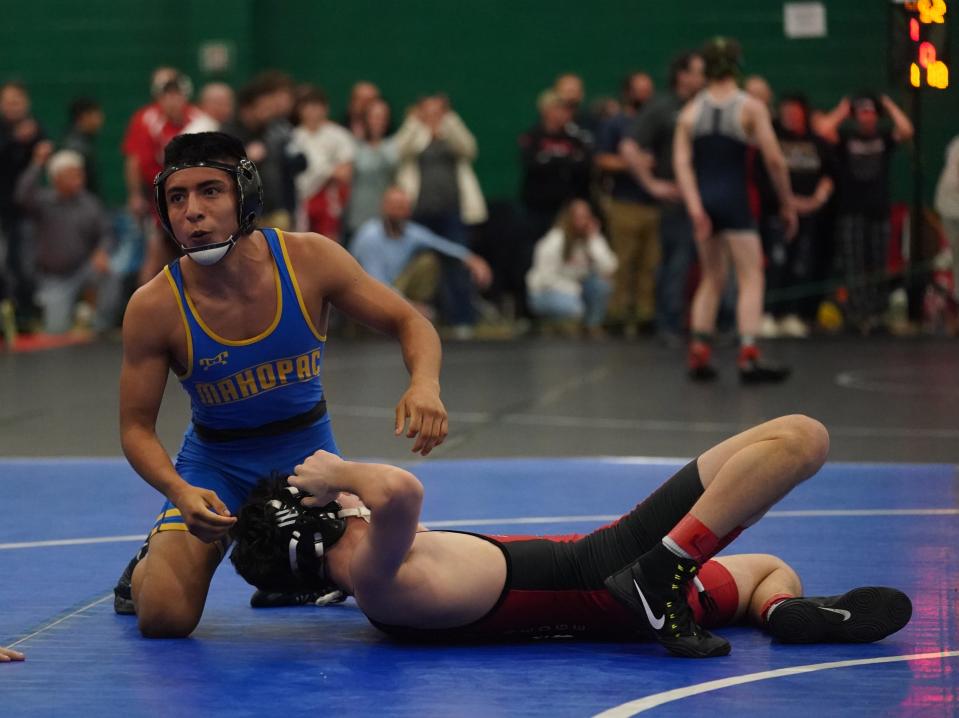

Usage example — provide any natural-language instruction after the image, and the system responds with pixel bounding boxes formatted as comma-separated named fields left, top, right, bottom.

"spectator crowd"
left=1, top=42, right=955, bottom=351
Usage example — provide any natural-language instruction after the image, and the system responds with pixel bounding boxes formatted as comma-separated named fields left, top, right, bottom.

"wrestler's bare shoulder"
left=677, top=99, right=698, bottom=125
left=278, top=230, right=345, bottom=262
left=121, top=270, right=184, bottom=349
left=125, top=271, right=180, bottom=327
left=277, top=231, right=358, bottom=297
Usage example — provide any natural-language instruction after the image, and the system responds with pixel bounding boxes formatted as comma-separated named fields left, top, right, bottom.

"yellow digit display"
left=929, top=60, right=950, bottom=87
left=917, top=0, right=947, bottom=23
left=905, top=0, right=949, bottom=89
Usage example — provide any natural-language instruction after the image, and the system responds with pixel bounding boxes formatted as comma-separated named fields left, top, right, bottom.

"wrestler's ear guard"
left=153, top=158, right=263, bottom=239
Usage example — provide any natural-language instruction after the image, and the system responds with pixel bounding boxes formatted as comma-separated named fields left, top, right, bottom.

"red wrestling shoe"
left=688, top=342, right=718, bottom=382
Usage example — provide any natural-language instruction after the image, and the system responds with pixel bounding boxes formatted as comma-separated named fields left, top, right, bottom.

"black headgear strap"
left=266, top=485, right=369, bottom=595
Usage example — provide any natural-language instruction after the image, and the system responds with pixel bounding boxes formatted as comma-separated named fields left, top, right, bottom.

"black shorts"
left=702, top=195, right=756, bottom=233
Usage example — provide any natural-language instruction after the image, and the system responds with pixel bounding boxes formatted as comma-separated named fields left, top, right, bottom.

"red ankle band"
left=667, top=514, right=720, bottom=564
left=760, top=592, right=795, bottom=624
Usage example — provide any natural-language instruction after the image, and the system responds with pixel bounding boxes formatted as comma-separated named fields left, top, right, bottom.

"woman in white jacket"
left=393, top=95, right=487, bottom=227
left=394, top=96, right=486, bottom=334
left=526, top=199, right=618, bottom=335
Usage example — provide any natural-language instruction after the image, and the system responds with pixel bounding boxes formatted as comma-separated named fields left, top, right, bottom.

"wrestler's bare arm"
left=672, top=106, right=703, bottom=219
left=290, top=450, right=423, bottom=581
left=307, top=236, right=440, bottom=350
left=289, top=234, right=449, bottom=456
left=119, top=282, right=185, bottom=500
left=673, top=105, right=713, bottom=243
left=119, top=281, right=235, bottom=541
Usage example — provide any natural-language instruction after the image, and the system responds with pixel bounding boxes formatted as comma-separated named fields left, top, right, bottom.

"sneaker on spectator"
left=450, top=324, right=475, bottom=341
left=74, top=301, right=94, bottom=330
left=759, top=314, right=780, bottom=339
left=779, top=314, right=809, bottom=338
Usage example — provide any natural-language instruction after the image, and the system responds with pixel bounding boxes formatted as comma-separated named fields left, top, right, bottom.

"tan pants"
left=604, top=198, right=661, bottom=324
left=395, top=252, right=441, bottom=303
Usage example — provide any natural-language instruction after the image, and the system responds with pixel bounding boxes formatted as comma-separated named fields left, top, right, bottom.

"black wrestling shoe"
left=113, top=556, right=138, bottom=615
left=604, top=553, right=730, bottom=658
left=738, top=358, right=791, bottom=384
left=767, top=587, right=912, bottom=644
left=113, top=540, right=150, bottom=616
left=250, top=588, right=346, bottom=608
left=688, top=364, right=719, bottom=382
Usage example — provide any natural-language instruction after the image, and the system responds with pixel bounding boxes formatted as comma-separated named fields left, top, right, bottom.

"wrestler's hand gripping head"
left=230, top=477, right=367, bottom=599
left=153, top=131, right=264, bottom=266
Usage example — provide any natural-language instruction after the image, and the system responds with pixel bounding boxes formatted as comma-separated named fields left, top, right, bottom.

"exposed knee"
left=779, top=414, right=830, bottom=474
left=756, top=553, right=802, bottom=595
left=129, top=531, right=220, bottom=639
left=136, top=603, right=202, bottom=639
left=134, top=585, right=203, bottom=638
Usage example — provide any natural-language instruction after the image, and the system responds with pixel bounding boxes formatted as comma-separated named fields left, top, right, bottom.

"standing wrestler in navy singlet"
left=229, top=415, right=911, bottom=657
left=674, top=38, right=798, bottom=383
left=114, top=132, right=451, bottom=638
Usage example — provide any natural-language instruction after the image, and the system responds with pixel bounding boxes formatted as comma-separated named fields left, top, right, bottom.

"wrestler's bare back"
left=350, top=525, right=508, bottom=629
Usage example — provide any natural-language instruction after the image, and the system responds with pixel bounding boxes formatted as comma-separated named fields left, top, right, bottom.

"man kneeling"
left=230, top=415, right=911, bottom=657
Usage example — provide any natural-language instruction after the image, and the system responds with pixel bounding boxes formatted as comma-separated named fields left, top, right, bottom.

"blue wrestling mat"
left=1, top=457, right=957, bottom=717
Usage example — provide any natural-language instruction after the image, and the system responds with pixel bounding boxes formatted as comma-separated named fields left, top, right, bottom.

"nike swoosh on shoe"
left=633, top=579, right=666, bottom=630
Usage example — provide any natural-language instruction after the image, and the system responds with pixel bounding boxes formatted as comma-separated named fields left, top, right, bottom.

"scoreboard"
left=890, top=0, right=950, bottom=89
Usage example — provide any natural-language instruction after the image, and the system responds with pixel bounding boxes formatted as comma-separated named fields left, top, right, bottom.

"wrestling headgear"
left=230, top=479, right=369, bottom=601
left=701, top=36, right=743, bottom=80
left=153, top=155, right=263, bottom=266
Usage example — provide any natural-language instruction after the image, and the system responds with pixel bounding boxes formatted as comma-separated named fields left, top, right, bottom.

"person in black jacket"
left=512, top=90, right=592, bottom=320
left=0, top=81, right=47, bottom=326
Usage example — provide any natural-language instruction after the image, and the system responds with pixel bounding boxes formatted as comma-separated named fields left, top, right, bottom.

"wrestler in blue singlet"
left=690, top=89, right=755, bottom=232
left=151, top=227, right=338, bottom=536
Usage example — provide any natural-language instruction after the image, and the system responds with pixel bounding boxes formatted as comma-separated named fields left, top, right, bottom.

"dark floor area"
left=1, top=335, right=956, bottom=464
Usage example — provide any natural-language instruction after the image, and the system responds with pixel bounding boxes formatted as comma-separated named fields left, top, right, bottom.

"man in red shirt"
left=122, top=68, right=204, bottom=283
